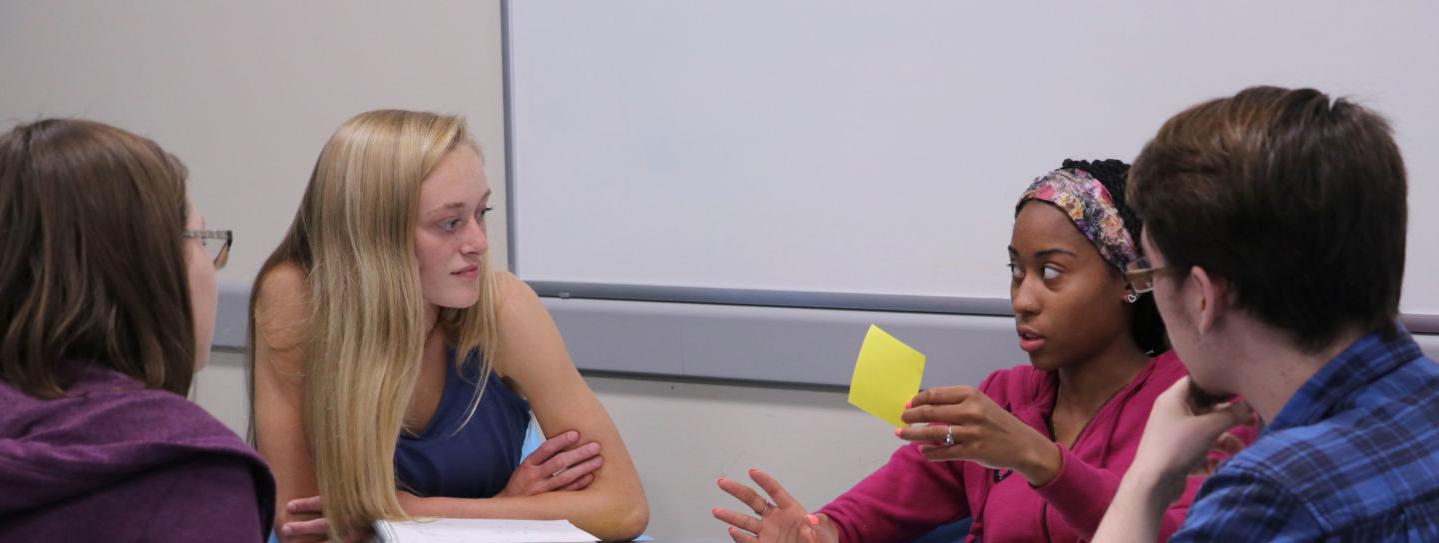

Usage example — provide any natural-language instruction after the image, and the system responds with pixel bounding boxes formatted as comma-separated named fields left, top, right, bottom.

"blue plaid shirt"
left=1172, top=328, right=1439, bottom=541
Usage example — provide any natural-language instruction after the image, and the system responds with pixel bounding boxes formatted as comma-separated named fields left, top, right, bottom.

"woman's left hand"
left=278, top=495, right=371, bottom=543
left=713, top=469, right=836, bottom=543
left=897, top=385, right=1062, bottom=486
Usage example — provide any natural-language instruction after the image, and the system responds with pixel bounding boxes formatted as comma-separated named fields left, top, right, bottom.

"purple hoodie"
left=0, top=362, right=275, bottom=542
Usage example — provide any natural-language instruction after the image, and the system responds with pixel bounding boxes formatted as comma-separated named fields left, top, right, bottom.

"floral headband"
left=1015, top=168, right=1138, bottom=272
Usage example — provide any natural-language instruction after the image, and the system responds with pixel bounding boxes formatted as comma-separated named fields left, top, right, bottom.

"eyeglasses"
left=1123, top=255, right=1171, bottom=294
left=183, top=229, right=232, bottom=269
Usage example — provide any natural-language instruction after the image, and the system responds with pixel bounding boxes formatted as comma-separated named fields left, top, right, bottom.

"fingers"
left=1214, top=431, right=1245, bottom=456
left=711, top=506, right=762, bottom=534
left=1184, top=377, right=1237, bottom=415
left=802, top=513, right=836, bottom=543
left=801, top=524, right=823, bottom=543
left=537, top=441, right=601, bottom=477
left=747, top=468, right=800, bottom=510
left=717, top=476, right=769, bottom=515
left=900, top=400, right=982, bottom=425
left=812, top=512, right=835, bottom=531
left=523, top=430, right=580, bottom=465
left=1147, top=377, right=1255, bottom=480
left=544, top=454, right=604, bottom=491
left=285, top=495, right=324, bottom=515
left=1163, top=377, right=1247, bottom=427
left=799, top=525, right=824, bottom=543
left=900, top=404, right=941, bottom=424
left=1163, top=377, right=1251, bottom=428
left=907, top=385, right=976, bottom=408
left=557, top=473, right=595, bottom=492
left=279, top=517, right=329, bottom=539
left=1211, top=400, right=1254, bottom=429
left=895, top=423, right=969, bottom=444
left=727, top=527, right=759, bottom=543
left=503, top=434, right=601, bottom=497
left=1156, top=377, right=1203, bottom=417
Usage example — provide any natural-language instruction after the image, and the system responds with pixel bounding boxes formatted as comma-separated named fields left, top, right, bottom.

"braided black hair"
left=1061, top=158, right=1170, bottom=355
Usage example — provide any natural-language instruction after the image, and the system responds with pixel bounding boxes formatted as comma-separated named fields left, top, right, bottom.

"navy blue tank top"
left=394, top=348, right=530, bottom=498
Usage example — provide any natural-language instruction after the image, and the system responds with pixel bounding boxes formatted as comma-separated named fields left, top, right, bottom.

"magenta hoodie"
left=0, top=362, right=275, bottom=542
left=819, top=351, right=1244, bottom=543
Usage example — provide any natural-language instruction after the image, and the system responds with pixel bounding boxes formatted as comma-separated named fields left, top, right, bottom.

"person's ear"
left=1188, top=266, right=1229, bottom=334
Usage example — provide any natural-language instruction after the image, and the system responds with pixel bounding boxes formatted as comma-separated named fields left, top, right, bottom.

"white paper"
left=374, top=518, right=599, bottom=543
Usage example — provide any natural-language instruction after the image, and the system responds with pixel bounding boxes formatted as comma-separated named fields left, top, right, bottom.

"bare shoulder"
left=488, top=271, right=570, bottom=379
left=491, top=270, right=549, bottom=325
left=492, top=270, right=539, bottom=306
left=254, top=262, right=310, bottom=353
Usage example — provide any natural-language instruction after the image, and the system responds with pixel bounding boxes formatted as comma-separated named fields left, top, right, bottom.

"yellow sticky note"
left=848, top=324, right=925, bottom=428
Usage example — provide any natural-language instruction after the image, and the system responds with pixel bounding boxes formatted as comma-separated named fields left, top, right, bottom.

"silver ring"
left=757, top=501, right=776, bottom=516
left=943, top=425, right=955, bottom=447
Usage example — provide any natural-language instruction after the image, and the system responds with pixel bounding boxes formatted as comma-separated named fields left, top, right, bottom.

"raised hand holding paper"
left=848, top=325, right=925, bottom=428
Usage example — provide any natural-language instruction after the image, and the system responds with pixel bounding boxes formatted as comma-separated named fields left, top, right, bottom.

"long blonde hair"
left=248, top=110, right=499, bottom=539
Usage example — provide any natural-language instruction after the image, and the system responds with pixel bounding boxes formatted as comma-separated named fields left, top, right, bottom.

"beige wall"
left=0, top=0, right=511, bottom=280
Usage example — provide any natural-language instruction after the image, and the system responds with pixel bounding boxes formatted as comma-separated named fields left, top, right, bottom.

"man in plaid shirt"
left=1094, top=86, right=1439, bottom=541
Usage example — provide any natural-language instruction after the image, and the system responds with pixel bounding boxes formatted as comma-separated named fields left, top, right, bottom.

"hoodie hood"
left=0, top=362, right=273, bottom=527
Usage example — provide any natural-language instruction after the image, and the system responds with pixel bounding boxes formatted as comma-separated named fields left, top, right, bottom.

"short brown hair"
left=1129, top=86, right=1407, bottom=352
left=0, top=119, right=196, bottom=398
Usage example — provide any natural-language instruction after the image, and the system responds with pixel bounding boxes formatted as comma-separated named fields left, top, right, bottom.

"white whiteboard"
left=507, top=1, right=1439, bottom=314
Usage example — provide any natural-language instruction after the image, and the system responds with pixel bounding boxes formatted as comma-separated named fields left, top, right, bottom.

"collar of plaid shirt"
left=1265, top=324, right=1425, bottom=433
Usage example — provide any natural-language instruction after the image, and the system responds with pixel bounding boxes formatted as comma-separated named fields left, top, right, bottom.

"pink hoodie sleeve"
left=1032, top=444, right=1215, bottom=541
left=817, top=443, right=969, bottom=543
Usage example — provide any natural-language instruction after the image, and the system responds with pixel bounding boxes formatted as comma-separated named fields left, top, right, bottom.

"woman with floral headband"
left=714, top=159, right=1252, bottom=543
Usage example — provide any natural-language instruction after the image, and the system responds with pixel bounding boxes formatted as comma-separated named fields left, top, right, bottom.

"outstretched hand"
left=712, top=468, right=838, bottom=543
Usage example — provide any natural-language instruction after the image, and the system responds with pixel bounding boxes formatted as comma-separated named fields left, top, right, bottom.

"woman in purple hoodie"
left=0, top=119, right=275, bottom=542
left=715, top=160, right=1252, bottom=543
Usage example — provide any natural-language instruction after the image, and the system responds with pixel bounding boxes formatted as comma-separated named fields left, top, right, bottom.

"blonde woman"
left=250, top=110, right=647, bottom=542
